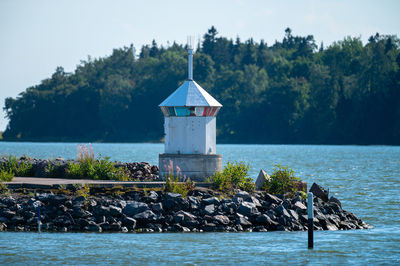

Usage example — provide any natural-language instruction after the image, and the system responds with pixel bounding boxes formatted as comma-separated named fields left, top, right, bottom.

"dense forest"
left=3, top=27, right=400, bottom=144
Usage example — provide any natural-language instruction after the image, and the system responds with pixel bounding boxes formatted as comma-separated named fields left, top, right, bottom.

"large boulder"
left=175, top=210, right=198, bottom=227
left=255, top=214, right=279, bottom=230
left=133, top=210, right=157, bottom=222
left=109, top=205, right=122, bottom=217
left=123, top=201, right=149, bottom=217
left=203, top=204, right=215, bottom=216
left=264, top=193, right=282, bottom=205
left=202, top=197, right=220, bottom=206
left=309, top=183, right=329, bottom=202
left=213, top=215, right=230, bottom=225
left=275, top=205, right=291, bottom=219
left=238, top=202, right=260, bottom=217
left=163, top=193, right=189, bottom=211
left=255, top=170, right=270, bottom=190
left=329, top=196, right=342, bottom=208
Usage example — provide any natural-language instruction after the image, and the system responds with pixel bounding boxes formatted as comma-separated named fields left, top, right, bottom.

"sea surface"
left=0, top=142, right=399, bottom=265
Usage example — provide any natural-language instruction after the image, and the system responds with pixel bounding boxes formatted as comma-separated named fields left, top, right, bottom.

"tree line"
left=3, top=27, right=400, bottom=144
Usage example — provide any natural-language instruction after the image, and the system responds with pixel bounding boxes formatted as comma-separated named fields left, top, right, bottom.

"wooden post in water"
left=307, top=192, right=314, bottom=249
left=38, top=203, right=41, bottom=233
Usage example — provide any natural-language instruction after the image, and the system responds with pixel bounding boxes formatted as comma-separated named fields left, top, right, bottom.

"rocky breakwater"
left=0, top=183, right=369, bottom=233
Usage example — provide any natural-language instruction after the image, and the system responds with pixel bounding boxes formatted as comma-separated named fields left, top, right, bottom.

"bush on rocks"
left=208, top=161, right=255, bottom=192
left=67, top=146, right=130, bottom=181
left=262, top=164, right=301, bottom=196
left=0, top=155, right=33, bottom=179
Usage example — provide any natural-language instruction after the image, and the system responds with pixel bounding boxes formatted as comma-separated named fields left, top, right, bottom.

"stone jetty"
left=0, top=183, right=369, bottom=233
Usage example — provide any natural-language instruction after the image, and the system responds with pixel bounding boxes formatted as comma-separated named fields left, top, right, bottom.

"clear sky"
left=0, top=0, right=399, bottom=131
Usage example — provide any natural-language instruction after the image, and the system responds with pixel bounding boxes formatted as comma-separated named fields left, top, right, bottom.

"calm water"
left=0, top=142, right=399, bottom=264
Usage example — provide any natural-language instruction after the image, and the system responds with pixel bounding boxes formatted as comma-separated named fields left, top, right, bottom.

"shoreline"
left=0, top=183, right=370, bottom=233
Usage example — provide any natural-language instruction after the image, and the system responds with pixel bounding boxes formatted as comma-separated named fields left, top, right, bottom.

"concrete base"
left=159, top=153, right=222, bottom=182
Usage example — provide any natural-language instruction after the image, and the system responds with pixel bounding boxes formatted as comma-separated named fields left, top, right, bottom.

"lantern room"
left=159, top=79, right=222, bottom=155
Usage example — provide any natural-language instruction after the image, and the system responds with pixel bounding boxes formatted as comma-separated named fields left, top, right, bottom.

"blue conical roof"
left=159, top=80, right=222, bottom=107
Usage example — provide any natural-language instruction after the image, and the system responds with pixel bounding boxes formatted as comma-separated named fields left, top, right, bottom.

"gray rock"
left=202, top=197, right=220, bottom=206
left=175, top=211, right=198, bottom=227
left=255, top=214, right=279, bottom=229
left=86, top=221, right=102, bottom=232
left=238, top=217, right=252, bottom=226
left=235, top=191, right=251, bottom=200
left=2, top=197, right=16, bottom=207
left=294, top=201, right=307, bottom=211
left=288, top=209, right=299, bottom=221
left=255, top=170, right=270, bottom=190
left=245, top=196, right=262, bottom=207
left=148, top=191, right=159, bottom=201
left=213, top=215, right=230, bottom=225
left=123, top=201, right=149, bottom=217
left=151, top=202, right=163, bottom=213
left=203, top=204, right=215, bottom=216
left=264, top=193, right=282, bottom=205
left=222, top=201, right=236, bottom=214
left=276, top=205, right=291, bottom=219
left=174, top=213, right=184, bottom=224
left=203, top=223, right=217, bottom=232
left=164, top=193, right=188, bottom=210
left=238, top=202, right=260, bottom=217
left=188, top=196, right=200, bottom=210
left=122, top=217, right=137, bottom=228
left=11, top=216, right=24, bottom=225
left=329, top=196, right=342, bottom=208
left=1, top=209, right=16, bottom=219
left=309, top=183, right=329, bottom=202
left=109, top=205, right=122, bottom=217
left=95, top=206, right=110, bottom=216
left=133, top=210, right=157, bottom=222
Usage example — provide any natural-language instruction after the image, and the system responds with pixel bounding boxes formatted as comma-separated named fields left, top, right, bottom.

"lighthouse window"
left=175, top=107, right=190, bottom=116
left=195, top=107, right=205, bottom=116
left=168, top=107, right=176, bottom=116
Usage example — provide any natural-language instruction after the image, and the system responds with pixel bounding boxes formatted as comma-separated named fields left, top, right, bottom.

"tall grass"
left=67, top=144, right=129, bottom=181
left=163, top=160, right=193, bottom=197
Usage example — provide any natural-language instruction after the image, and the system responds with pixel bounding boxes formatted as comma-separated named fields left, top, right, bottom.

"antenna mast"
left=187, top=36, right=194, bottom=80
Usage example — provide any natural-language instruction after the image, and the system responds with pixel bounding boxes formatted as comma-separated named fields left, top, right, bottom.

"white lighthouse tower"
left=158, top=40, right=222, bottom=181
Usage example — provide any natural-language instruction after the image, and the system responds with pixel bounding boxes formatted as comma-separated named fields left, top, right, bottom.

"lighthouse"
left=158, top=41, right=222, bottom=181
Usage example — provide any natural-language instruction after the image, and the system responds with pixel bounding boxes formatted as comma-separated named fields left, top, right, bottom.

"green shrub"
left=67, top=155, right=129, bottom=181
left=207, top=161, right=255, bottom=192
left=0, top=169, right=14, bottom=182
left=0, top=155, right=33, bottom=177
left=67, top=162, right=83, bottom=178
left=262, top=164, right=300, bottom=195
left=94, top=157, right=129, bottom=181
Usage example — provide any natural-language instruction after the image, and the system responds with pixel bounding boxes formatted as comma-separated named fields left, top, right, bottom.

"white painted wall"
left=164, top=116, right=216, bottom=154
